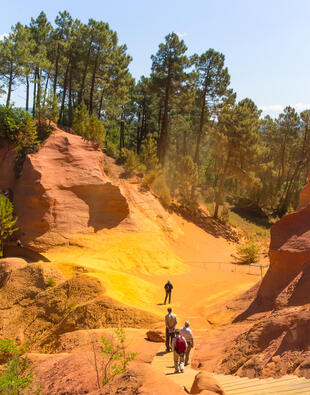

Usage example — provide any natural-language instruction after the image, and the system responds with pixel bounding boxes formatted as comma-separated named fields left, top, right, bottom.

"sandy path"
left=151, top=344, right=197, bottom=391
left=140, top=217, right=262, bottom=327
left=147, top=218, right=265, bottom=390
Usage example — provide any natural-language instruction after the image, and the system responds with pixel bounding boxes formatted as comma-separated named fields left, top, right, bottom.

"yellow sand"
left=42, top=212, right=262, bottom=323
left=45, top=230, right=185, bottom=314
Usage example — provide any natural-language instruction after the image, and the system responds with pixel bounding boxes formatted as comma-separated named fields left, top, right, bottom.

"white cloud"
left=0, top=33, right=8, bottom=41
left=260, top=103, right=310, bottom=116
left=260, top=104, right=284, bottom=112
left=176, top=32, right=187, bottom=39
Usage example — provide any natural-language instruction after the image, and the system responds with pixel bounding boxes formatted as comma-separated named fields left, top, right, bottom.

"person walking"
left=180, top=321, right=194, bottom=366
left=165, top=307, right=177, bottom=352
left=171, top=328, right=187, bottom=373
left=164, top=280, right=173, bottom=304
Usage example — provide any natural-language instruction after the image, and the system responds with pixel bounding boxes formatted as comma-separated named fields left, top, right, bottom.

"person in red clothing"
left=171, top=329, right=187, bottom=373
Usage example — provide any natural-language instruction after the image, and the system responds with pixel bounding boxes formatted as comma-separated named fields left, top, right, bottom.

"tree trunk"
left=157, top=104, right=162, bottom=132
left=280, top=161, right=303, bottom=213
left=183, top=130, right=187, bottom=156
left=68, top=65, right=73, bottom=126
left=89, top=53, right=99, bottom=115
left=36, top=69, right=42, bottom=123
left=6, top=64, right=13, bottom=107
left=26, top=75, right=29, bottom=112
left=43, top=70, right=50, bottom=106
left=214, top=154, right=230, bottom=218
left=97, top=89, right=104, bottom=119
left=58, top=60, right=70, bottom=124
left=158, top=81, right=170, bottom=166
left=53, top=45, right=60, bottom=96
left=119, top=118, right=125, bottom=150
left=136, top=112, right=141, bottom=154
left=78, top=44, right=92, bottom=105
left=32, top=74, right=37, bottom=117
left=194, top=86, right=207, bottom=164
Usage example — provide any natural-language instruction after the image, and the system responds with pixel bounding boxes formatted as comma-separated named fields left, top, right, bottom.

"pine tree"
left=151, top=33, right=189, bottom=165
left=140, top=133, right=160, bottom=172
left=213, top=99, right=261, bottom=218
left=192, top=49, right=232, bottom=165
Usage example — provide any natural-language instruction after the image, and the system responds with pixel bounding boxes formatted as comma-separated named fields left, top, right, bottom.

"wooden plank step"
left=282, top=381, right=310, bottom=391
left=221, top=378, right=275, bottom=390
left=226, top=379, right=307, bottom=394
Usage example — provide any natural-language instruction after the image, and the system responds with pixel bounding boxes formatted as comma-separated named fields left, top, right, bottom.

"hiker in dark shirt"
left=164, top=280, right=173, bottom=304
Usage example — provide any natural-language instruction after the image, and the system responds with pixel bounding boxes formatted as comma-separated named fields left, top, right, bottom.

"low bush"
left=72, top=103, right=105, bottom=148
left=0, top=339, right=35, bottom=395
left=91, top=328, right=136, bottom=389
left=234, top=239, right=261, bottom=264
left=105, top=140, right=118, bottom=159
left=46, top=278, right=56, bottom=289
left=0, top=195, right=18, bottom=257
left=142, top=169, right=158, bottom=189
left=123, top=150, right=145, bottom=177
left=151, top=175, right=171, bottom=207
left=116, top=147, right=130, bottom=165
left=0, top=106, right=41, bottom=173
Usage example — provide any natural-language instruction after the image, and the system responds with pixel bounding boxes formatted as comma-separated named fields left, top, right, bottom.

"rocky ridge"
left=216, top=174, right=310, bottom=378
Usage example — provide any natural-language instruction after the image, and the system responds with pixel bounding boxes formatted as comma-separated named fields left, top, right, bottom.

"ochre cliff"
left=1, top=128, right=129, bottom=250
left=216, top=173, right=310, bottom=378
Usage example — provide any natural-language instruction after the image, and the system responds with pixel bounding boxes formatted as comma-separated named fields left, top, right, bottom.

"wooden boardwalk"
left=213, top=373, right=310, bottom=394
left=152, top=345, right=310, bottom=394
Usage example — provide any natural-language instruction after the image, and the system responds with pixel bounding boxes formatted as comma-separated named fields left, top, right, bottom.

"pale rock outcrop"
left=146, top=330, right=165, bottom=342
left=10, top=129, right=129, bottom=249
left=190, top=371, right=225, bottom=394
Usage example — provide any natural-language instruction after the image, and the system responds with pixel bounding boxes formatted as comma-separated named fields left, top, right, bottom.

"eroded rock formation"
left=0, top=260, right=159, bottom=349
left=216, top=174, right=310, bottom=378
left=0, top=128, right=129, bottom=250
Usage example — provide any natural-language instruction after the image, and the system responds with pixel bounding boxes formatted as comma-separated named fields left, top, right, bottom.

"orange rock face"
left=1, top=128, right=129, bottom=250
left=258, top=196, right=310, bottom=307
left=216, top=174, right=310, bottom=378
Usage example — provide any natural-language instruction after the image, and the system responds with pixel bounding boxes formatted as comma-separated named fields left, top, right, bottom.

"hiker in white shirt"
left=180, top=321, right=194, bottom=366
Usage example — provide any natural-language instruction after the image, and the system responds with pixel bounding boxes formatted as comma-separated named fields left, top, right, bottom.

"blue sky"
left=1, top=0, right=310, bottom=117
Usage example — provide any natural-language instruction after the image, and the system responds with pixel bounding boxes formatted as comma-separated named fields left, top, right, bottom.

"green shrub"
left=0, top=340, right=18, bottom=364
left=234, top=239, right=261, bottom=264
left=151, top=175, right=171, bottom=207
left=140, top=133, right=160, bottom=172
left=15, top=114, right=41, bottom=173
left=123, top=150, right=144, bottom=177
left=0, top=106, right=25, bottom=142
left=142, top=170, right=158, bottom=189
left=116, top=147, right=129, bottom=165
left=0, top=339, right=35, bottom=395
left=0, top=195, right=18, bottom=257
left=106, top=140, right=118, bottom=158
left=72, top=103, right=105, bottom=147
left=91, top=328, right=136, bottom=389
left=46, top=278, right=56, bottom=289
left=0, top=106, right=41, bottom=172
left=0, top=354, right=34, bottom=394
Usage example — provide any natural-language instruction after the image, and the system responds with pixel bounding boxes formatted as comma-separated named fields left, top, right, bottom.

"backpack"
left=165, top=283, right=172, bottom=292
left=175, top=336, right=186, bottom=354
